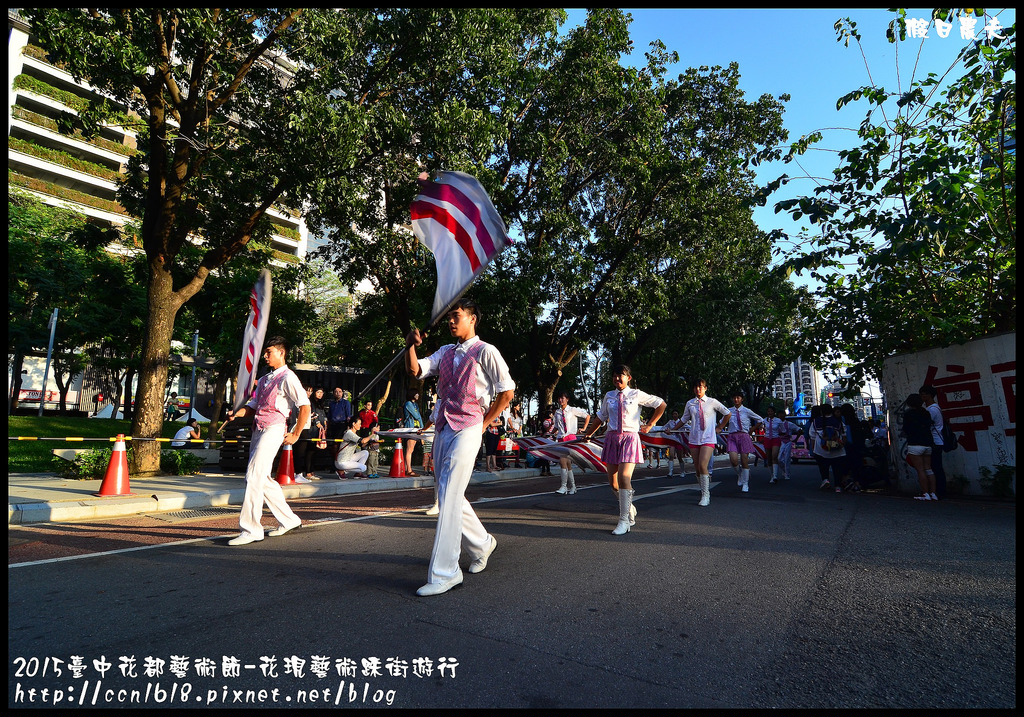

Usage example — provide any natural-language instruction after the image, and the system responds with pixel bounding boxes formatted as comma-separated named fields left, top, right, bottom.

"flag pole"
left=354, top=279, right=478, bottom=403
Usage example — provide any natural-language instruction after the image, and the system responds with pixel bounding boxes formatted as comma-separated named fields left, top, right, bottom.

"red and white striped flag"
left=528, top=439, right=608, bottom=474
left=411, top=171, right=513, bottom=325
left=232, top=269, right=272, bottom=412
left=639, top=429, right=690, bottom=455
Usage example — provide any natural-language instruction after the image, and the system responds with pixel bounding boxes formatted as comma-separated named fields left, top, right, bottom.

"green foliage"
left=159, top=449, right=205, bottom=476
left=51, top=445, right=130, bottom=480
left=978, top=464, right=1016, bottom=499
left=777, top=9, right=1016, bottom=386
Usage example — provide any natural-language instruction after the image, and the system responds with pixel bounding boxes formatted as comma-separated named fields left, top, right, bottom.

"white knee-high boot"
left=556, top=468, right=568, bottom=494
left=698, top=475, right=711, bottom=506
left=567, top=470, right=577, bottom=494
left=610, top=486, right=637, bottom=524
left=612, top=489, right=634, bottom=535
left=741, top=468, right=750, bottom=492
left=667, top=458, right=675, bottom=476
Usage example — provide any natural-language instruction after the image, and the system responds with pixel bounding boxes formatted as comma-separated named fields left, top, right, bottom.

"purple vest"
left=253, top=370, right=290, bottom=431
left=435, top=341, right=487, bottom=432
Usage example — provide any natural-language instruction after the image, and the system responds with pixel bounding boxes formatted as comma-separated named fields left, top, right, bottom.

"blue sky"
left=562, top=7, right=1016, bottom=273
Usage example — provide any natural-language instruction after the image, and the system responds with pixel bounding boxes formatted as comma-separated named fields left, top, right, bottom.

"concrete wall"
left=882, top=332, right=1016, bottom=497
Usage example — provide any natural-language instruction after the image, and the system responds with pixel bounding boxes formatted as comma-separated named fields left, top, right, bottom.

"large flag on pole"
left=232, top=269, right=272, bottom=412
left=411, top=171, right=513, bottom=326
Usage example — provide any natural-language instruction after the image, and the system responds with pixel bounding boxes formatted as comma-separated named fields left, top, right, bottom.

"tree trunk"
left=122, top=366, right=137, bottom=421
left=10, top=352, right=25, bottom=412
left=130, top=266, right=180, bottom=475
left=209, top=369, right=229, bottom=438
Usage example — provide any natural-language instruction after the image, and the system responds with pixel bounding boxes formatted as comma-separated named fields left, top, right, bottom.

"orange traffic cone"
left=94, top=434, right=134, bottom=496
left=389, top=438, right=406, bottom=478
left=275, top=443, right=296, bottom=486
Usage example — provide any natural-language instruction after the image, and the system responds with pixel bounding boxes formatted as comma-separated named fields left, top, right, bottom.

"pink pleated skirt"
left=600, top=430, right=643, bottom=465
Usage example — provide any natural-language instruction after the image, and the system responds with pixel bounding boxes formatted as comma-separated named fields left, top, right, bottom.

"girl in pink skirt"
left=585, top=365, right=666, bottom=535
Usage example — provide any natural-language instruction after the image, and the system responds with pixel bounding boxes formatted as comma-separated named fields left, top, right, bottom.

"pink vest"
left=436, top=341, right=487, bottom=432
left=253, top=370, right=290, bottom=431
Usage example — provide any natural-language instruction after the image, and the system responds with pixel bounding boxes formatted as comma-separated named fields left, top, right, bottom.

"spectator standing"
left=327, top=387, right=353, bottom=455
left=902, top=393, right=938, bottom=501
left=809, top=405, right=847, bottom=493
left=919, top=385, right=948, bottom=499
left=403, top=390, right=425, bottom=477
left=292, top=385, right=323, bottom=482
left=358, top=399, right=381, bottom=478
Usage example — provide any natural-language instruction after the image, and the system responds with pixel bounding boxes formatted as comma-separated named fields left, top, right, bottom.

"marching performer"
left=224, top=336, right=308, bottom=545
left=664, top=409, right=689, bottom=477
left=681, top=379, right=731, bottom=506
left=553, top=391, right=590, bottom=495
left=405, top=299, right=515, bottom=596
left=761, top=405, right=786, bottom=483
left=585, top=365, right=666, bottom=535
left=776, top=408, right=801, bottom=482
left=725, top=391, right=764, bottom=493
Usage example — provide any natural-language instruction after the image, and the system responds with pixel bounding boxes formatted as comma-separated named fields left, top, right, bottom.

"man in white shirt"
left=553, top=391, right=590, bottom=495
left=223, top=336, right=309, bottom=546
left=919, top=384, right=947, bottom=499
left=405, top=299, right=515, bottom=596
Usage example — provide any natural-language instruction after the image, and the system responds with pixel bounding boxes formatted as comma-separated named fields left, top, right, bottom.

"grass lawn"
left=8, top=416, right=188, bottom=473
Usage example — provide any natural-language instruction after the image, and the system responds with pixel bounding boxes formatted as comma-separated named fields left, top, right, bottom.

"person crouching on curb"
left=224, top=336, right=308, bottom=545
left=585, top=365, right=666, bottom=535
left=405, top=299, right=515, bottom=596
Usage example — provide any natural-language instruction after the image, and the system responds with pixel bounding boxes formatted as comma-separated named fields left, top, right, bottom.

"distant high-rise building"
left=771, top=357, right=826, bottom=413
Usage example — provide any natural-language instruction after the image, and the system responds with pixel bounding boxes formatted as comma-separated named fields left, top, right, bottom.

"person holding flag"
left=585, top=365, right=666, bottom=535
left=724, top=391, right=764, bottom=494
left=224, top=336, right=308, bottom=545
left=682, top=378, right=732, bottom=507
left=552, top=391, right=591, bottom=495
left=405, top=299, right=516, bottom=596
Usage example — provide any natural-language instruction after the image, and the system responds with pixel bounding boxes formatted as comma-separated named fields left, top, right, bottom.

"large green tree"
left=26, top=8, right=563, bottom=473
left=776, top=8, right=1015, bottom=386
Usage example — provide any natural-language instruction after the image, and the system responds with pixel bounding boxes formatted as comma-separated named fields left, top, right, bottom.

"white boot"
left=426, top=482, right=440, bottom=515
left=667, top=459, right=675, bottom=477
left=741, top=468, right=750, bottom=493
left=612, top=489, right=633, bottom=535
left=556, top=468, right=568, bottom=494
left=698, top=475, right=711, bottom=506
left=567, top=470, right=577, bottom=495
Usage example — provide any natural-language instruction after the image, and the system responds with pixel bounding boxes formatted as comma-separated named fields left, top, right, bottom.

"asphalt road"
left=7, top=464, right=1016, bottom=709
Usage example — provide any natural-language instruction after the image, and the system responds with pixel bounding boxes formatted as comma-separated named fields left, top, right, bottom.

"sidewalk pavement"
left=8, top=453, right=739, bottom=526
left=7, top=466, right=540, bottom=526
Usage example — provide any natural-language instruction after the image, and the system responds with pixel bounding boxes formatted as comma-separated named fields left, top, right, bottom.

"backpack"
left=941, top=422, right=958, bottom=452
left=821, top=419, right=844, bottom=451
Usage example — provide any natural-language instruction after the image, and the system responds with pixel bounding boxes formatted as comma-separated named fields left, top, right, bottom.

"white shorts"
left=906, top=444, right=932, bottom=456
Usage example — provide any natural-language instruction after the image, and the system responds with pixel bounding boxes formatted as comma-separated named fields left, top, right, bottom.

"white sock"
left=771, top=464, right=778, bottom=478
left=667, top=459, right=674, bottom=474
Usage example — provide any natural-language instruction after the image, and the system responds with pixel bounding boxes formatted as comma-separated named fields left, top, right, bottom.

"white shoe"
left=555, top=486, right=567, bottom=495
left=416, top=569, right=464, bottom=596
left=294, top=475, right=312, bottom=483
left=741, top=483, right=749, bottom=493
left=468, top=536, right=497, bottom=574
left=267, top=520, right=301, bottom=537
left=425, top=502, right=440, bottom=516
left=228, top=533, right=263, bottom=546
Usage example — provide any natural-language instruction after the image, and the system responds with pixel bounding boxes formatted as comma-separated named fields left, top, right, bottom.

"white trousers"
left=778, top=441, right=793, bottom=475
left=238, top=424, right=300, bottom=539
left=426, top=423, right=491, bottom=585
left=335, top=449, right=369, bottom=473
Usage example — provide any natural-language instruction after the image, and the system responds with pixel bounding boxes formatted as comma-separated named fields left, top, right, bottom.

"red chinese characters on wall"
left=923, top=362, right=1016, bottom=451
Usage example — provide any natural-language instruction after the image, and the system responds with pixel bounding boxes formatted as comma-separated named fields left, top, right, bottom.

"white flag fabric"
left=411, top=171, right=513, bottom=325
left=232, top=269, right=272, bottom=412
